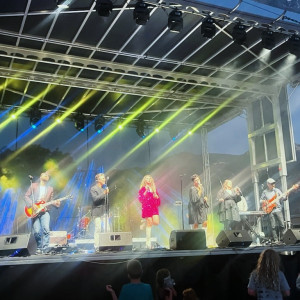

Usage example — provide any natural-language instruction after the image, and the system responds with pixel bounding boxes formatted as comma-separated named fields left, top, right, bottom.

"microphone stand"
left=180, top=175, right=184, bottom=230
left=29, top=176, right=36, bottom=245
left=105, top=178, right=109, bottom=233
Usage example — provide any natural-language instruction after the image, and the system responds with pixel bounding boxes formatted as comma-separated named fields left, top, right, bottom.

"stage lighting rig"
left=136, top=119, right=146, bottom=138
left=232, top=23, right=247, bottom=45
left=96, top=0, right=113, bottom=17
left=74, top=114, right=85, bottom=132
left=29, top=108, right=41, bottom=129
left=56, top=0, right=70, bottom=9
left=133, top=1, right=150, bottom=25
left=201, top=16, right=216, bottom=39
left=94, top=116, right=106, bottom=133
left=287, top=34, right=300, bottom=56
left=261, top=29, right=275, bottom=50
left=168, top=9, right=183, bottom=33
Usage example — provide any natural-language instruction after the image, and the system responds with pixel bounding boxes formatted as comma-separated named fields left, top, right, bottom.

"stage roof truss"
left=0, top=0, right=299, bottom=130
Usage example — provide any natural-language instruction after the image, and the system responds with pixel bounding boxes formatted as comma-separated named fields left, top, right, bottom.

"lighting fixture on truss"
left=133, top=1, right=150, bottom=25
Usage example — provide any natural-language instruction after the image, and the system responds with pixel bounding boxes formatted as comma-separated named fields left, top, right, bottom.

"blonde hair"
left=223, top=179, right=232, bottom=190
left=140, top=175, right=157, bottom=197
left=255, top=249, right=280, bottom=291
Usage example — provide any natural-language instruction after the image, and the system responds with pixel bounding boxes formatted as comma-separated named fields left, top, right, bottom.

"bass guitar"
left=262, top=184, right=299, bottom=214
left=25, top=194, right=72, bottom=218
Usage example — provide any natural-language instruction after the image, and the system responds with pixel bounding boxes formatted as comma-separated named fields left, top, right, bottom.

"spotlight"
left=168, top=9, right=183, bottom=33
left=169, top=126, right=179, bottom=141
left=56, top=0, right=70, bottom=9
left=287, top=34, right=300, bottom=56
left=136, top=119, right=146, bottom=138
left=29, top=108, right=41, bottom=129
left=74, top=114, right=85, bottom=132
left=94, top=116, right=106, bottom=133
left=232, top=23, right=247, bottom=45
left=133, top=1, right=150, bottom=25
left=201, top=16, right=216, bottom=39
left=9, top=109, right=17, bottom=119
left=96, top=0, right=113, bottom=17
left=261, top=29, right=275, bottom=50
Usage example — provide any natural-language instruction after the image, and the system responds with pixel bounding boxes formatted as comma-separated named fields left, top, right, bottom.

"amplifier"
left=97, top=232, right=133, bottom=251
left=169, top=229, right=207, bottom=250
left=0, top=233, right=36, bottom=256
left=49, top=231, right=68, bottom=246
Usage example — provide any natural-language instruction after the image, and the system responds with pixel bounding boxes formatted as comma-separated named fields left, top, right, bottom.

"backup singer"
left=188, top=174, right=208, bottom=229
left=25, top=172, right=60, bottom=254
left=138, top=175, right=160, bottom=249
left=90, top=173, right=110, bottom=251
left=217, top=179, right=241, bottom=230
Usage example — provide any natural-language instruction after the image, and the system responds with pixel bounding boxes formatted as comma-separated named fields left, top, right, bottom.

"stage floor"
left=1, top=243, right=300, bottom=266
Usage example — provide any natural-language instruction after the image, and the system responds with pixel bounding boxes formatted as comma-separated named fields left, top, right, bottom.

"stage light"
left=56, top=0, right=70, bottom=9
left=287, top=34, right=300, bottom=56
left=94, top=116, right=106, bottom=133
left=136, top=119, right=146, bottom=138
left=29, top=108, right=41, bottom=129
left=74, top=114, right=85, bottom=132
left=232, top=23, right=247, bottom=45
left=9, top=109, right=17, bottom=120
left=201, top=16, right=216, bottom=39
left=168, top=9, right=183, bottom=33
left=261, top=29, right=275, bottom=50
left=169, top=126, right=179, bottom=141
left=96, top=0, right=113, bottom=17
left=155, top=128, right=159, bottom=133
left=133, top=1, right=150, bottom=25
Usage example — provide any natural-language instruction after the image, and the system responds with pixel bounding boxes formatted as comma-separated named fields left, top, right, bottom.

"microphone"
left=28, top=175, right=33, bottom=180
left=106, top=176, right=109, bottom=181
left=179, top=174, right=186, bottom=177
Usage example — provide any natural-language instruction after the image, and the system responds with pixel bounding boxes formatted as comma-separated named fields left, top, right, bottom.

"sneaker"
left=35, top=249, right=42, bottom=255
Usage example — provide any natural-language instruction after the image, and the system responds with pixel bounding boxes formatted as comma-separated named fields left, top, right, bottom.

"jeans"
left=269, top=210, right=285, bottom=241
left=32, top=211, right=50, bottom=249
left=94, top=214, right=110, bottom=248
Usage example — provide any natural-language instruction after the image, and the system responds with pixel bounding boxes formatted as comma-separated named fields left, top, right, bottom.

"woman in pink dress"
left=138, top=175, right=160, bottom=249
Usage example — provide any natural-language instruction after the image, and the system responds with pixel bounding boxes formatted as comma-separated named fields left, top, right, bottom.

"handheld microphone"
left=29, top=175, right=33, bottom=180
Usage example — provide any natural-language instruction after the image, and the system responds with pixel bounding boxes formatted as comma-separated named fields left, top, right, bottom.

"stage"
left=1, top=242, right=300, bottom=300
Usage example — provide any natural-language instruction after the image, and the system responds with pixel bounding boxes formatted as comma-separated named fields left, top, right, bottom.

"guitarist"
left=25, top=172, right=60, bottom=254
left=260, top=178, right=289, bottom=243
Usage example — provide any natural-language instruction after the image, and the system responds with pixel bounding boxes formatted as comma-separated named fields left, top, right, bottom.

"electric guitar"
left=262, top=184, right=299, bottom=214
left=25, top=194, right=72, bottom=218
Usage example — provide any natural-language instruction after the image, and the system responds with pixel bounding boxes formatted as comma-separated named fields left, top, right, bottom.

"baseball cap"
left=267, top=178, right=276, bottom=184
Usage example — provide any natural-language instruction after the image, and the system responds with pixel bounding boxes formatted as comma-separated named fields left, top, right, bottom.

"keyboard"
left=239, top=211, right=266, bottom=216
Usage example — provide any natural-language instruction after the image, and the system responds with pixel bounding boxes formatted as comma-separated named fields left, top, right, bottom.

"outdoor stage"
left=1, top=242, right=300, bottom=300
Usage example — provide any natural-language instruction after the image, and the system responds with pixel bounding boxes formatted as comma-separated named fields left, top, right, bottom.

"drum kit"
left=76, top=208, right=92, bottom=238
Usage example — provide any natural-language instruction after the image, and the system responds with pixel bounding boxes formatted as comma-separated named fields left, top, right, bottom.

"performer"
left=248, top=249, right=290, bottom=298
left=138, top=175, right=160, bottom=249
left=188, top=174, right=208, bottom=229
left=217, top=179, right=241, bottom=230
left=90, top=173, right=110, bottom=251
left=25, top=172, right=60, bottom=254
left=260, top=178, right=288, bottom=242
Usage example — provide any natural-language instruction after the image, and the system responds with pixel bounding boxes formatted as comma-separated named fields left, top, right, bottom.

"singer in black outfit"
left=90, top=173, right=110, bottom=251
left=188, top=174, right=209, bottom=229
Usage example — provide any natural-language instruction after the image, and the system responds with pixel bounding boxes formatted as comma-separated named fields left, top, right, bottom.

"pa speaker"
left=0, top=233, right=36, bottom=256
left=216, top=230, right=252, bottom=248
left=283, top=229, right=300, bottom=245
left=169, top=229, right=206, bottom=250
left=97, top=232, right=132, bottom=251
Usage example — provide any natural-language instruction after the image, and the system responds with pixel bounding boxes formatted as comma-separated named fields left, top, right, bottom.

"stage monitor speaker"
left=283, top=229, right=300, bottom=245
left=0, top=233, right=36, bottom=256
left=169, top=229, right=206, bottom=250
left=216, top=230, right=252, bottom=248
left=97, top=232, right=133, bottom=251
left=49, top=231, right=68, bottom=247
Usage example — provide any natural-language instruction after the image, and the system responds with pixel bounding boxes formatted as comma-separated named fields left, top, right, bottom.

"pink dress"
left=138, top=186, right=161, bottom=218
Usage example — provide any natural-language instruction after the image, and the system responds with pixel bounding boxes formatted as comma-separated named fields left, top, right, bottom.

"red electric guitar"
left=262, top=184, right=299, bottom=214
left=25, top=194, right=72, bottom=218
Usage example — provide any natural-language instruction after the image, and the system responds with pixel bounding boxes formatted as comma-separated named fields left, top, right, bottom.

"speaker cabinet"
left=216, top=230, right=252, bottom=248
left=0, top=233, right=36, bottom=256
left=283, top=229, right=300, bottom=245
left=169, top=229, right=206, bottom=250
left=97, top=232, right=133, bottom=251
